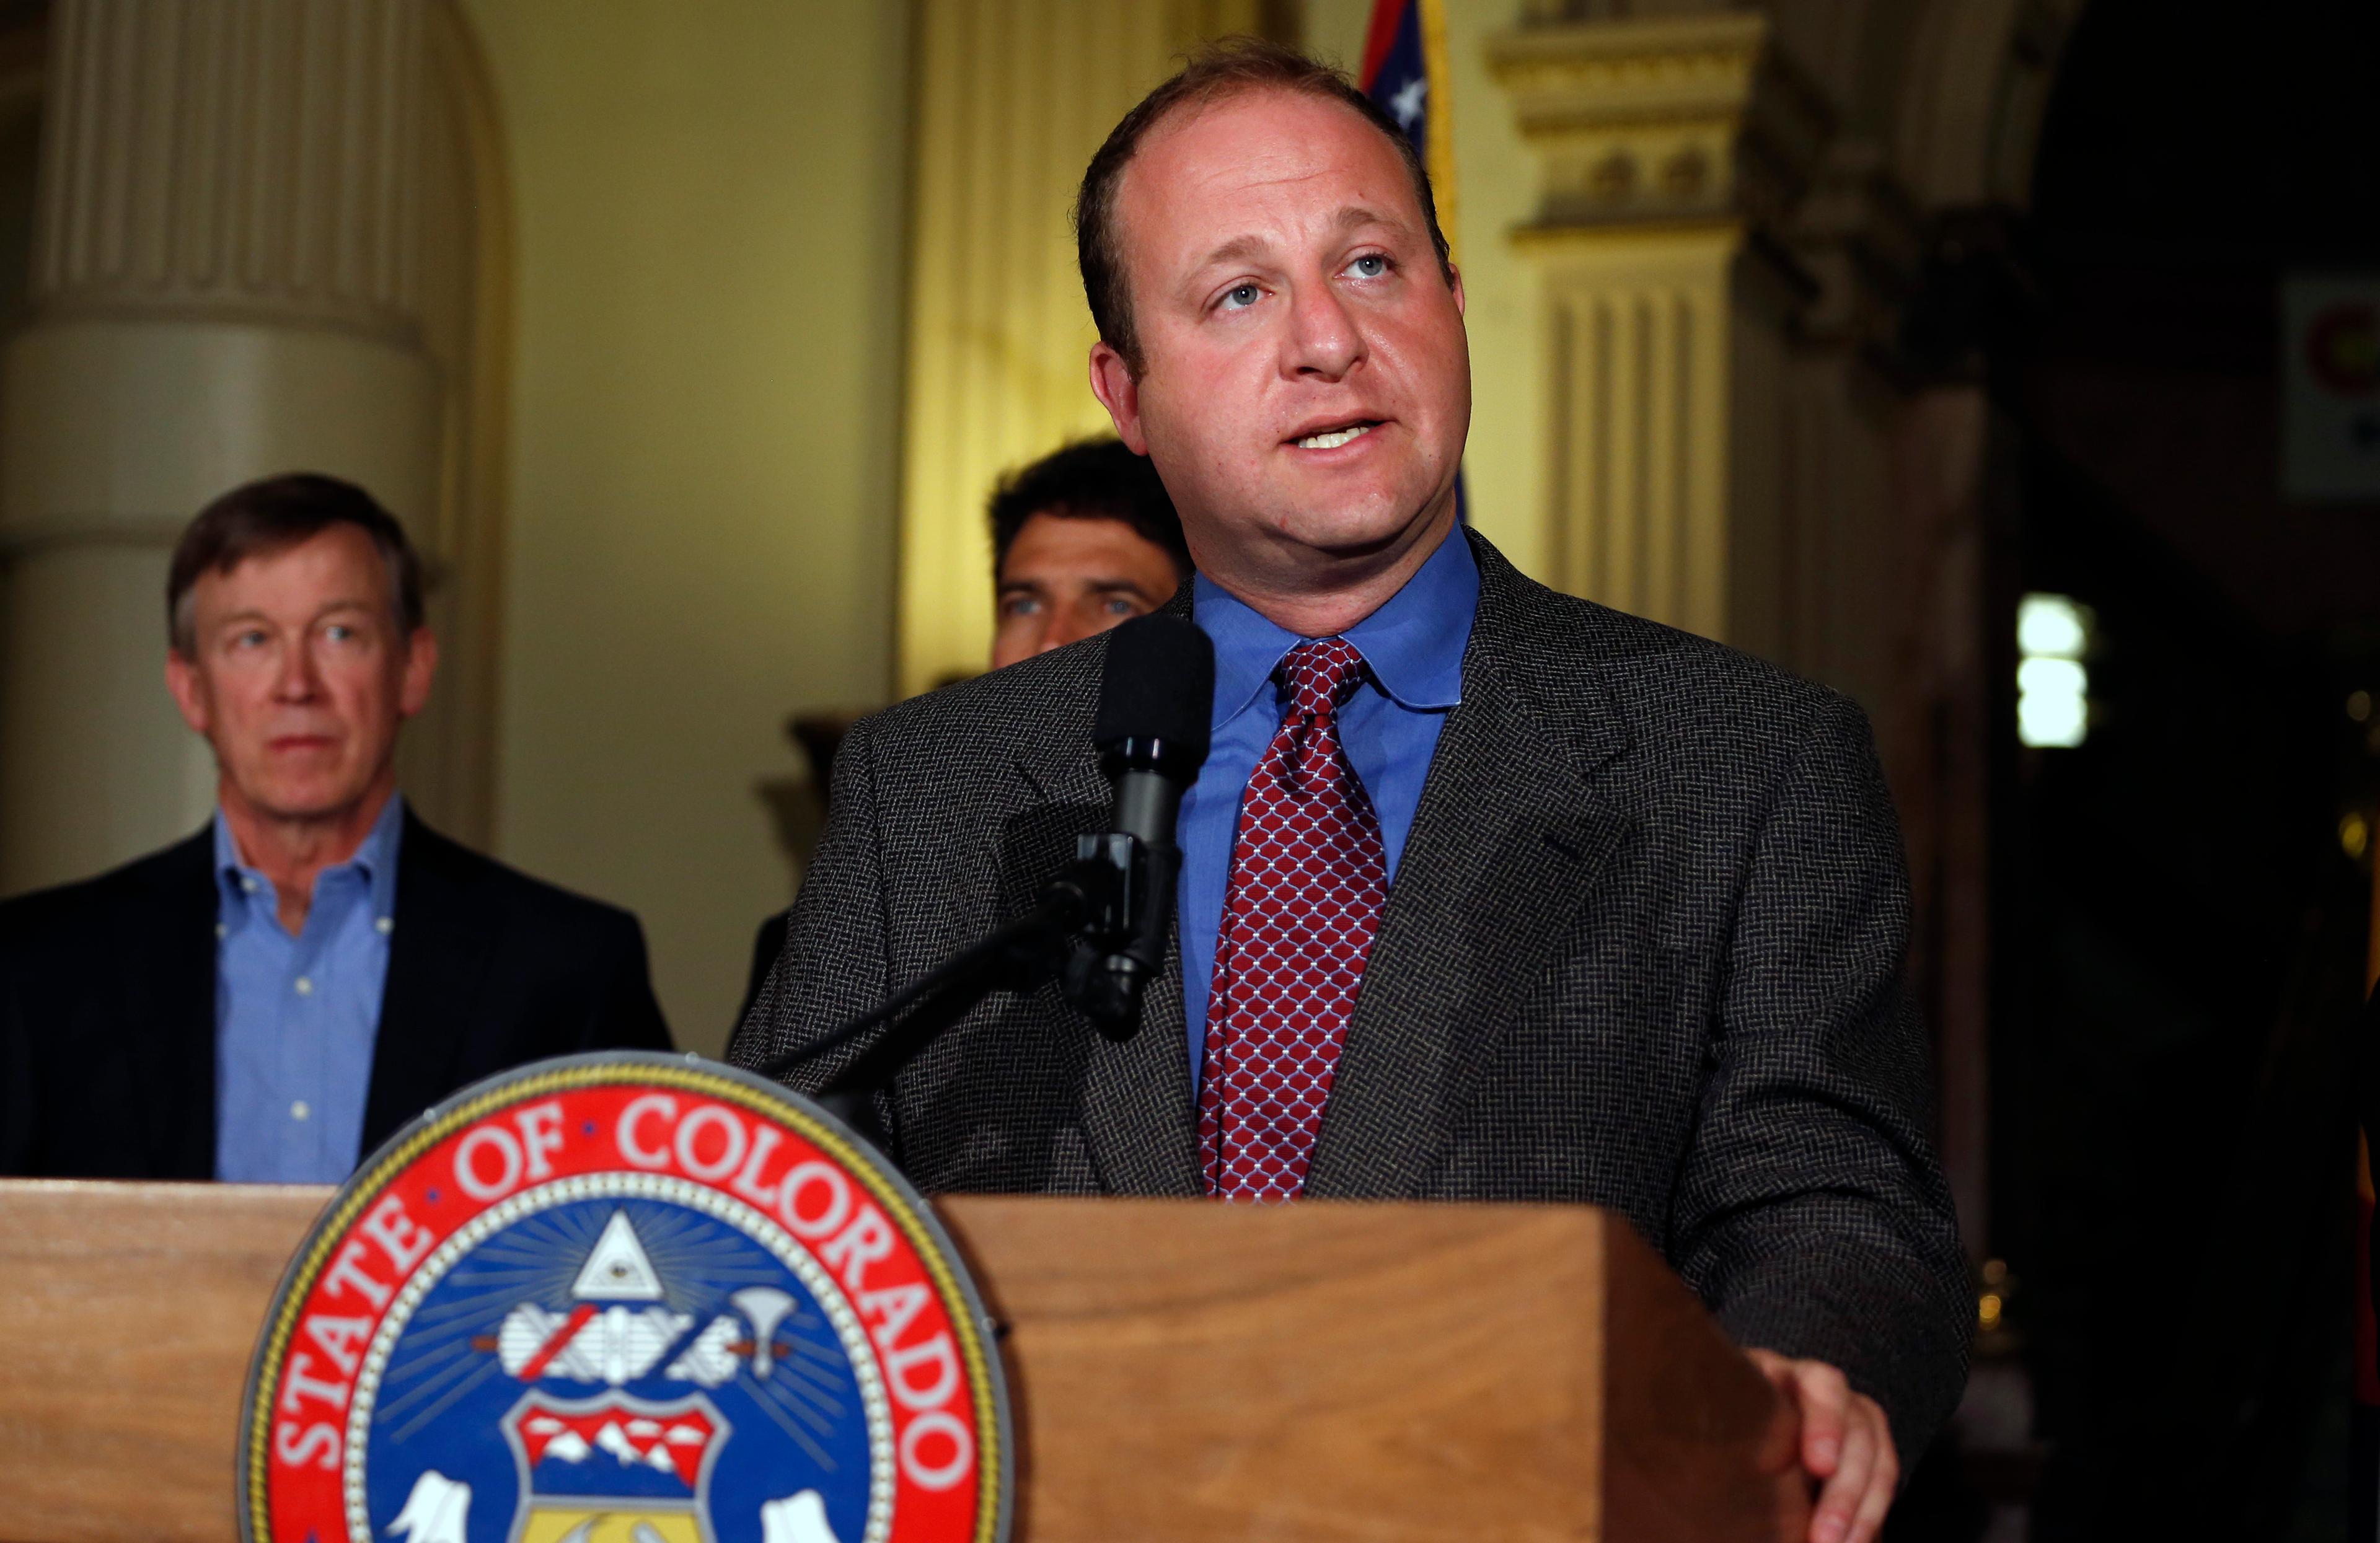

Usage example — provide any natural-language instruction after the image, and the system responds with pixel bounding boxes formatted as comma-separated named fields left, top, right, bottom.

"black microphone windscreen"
left=1094, top=613, right=1214, bottom=765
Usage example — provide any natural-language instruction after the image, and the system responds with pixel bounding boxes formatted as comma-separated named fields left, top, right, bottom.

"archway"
left=1981, top=0, right=2380, bottom=1532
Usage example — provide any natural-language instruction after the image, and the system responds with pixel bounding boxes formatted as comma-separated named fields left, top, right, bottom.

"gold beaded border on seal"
left=236, top=1052, right=1010, bottom=1543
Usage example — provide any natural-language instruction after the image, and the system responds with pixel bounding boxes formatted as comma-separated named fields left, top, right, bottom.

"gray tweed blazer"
left=732, top=530, right=1970, bottom=1460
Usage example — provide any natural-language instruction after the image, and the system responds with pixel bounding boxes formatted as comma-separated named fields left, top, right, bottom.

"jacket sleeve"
left=1670, top=693, right=1972, bottom=1466
left=583, top=911, right=673, bottom=1053
left=726, top=714, right=894, bottom=1098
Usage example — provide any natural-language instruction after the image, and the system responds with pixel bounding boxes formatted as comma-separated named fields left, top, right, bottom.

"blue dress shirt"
left=1178, top=527, right=1480, bottom=1086
left=213, top=794, right=403, bottom=1183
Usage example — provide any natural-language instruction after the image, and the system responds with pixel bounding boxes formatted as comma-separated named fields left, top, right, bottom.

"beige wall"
left=1307, top=0, right=1549, bottom=581
left=464, top=0, right=911, bottom=1055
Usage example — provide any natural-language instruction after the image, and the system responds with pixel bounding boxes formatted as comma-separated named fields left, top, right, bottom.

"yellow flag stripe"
left=1418, top=0, right=1457, bottom=265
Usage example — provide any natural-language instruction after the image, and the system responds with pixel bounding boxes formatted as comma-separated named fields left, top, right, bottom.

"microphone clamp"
left=1057, top=829, right=1170, bottom=1039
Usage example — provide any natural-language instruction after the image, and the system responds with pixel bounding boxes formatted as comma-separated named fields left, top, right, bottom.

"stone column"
left=0, top=0, right=439, bottom=895
left=1487, top=11, right=1830, bottom=657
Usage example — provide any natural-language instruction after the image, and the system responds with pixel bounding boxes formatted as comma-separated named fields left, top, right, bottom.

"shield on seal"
left=237, top=1053, right=1011, bottom=1543
left=501, top=1389, right=725, bottom=1543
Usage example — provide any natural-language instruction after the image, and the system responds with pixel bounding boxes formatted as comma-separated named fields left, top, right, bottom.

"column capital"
left=1486, top=12, right=1833, bottom=238
left=30, top=0, right=429, bottom=348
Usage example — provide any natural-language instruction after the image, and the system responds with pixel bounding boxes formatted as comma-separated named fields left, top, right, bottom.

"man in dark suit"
left=0, top=473, right=670, bottom=1182
left=733, top=42, right=1964, bottom=1540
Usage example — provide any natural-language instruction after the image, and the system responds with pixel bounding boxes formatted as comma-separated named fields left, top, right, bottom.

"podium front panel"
left=0, top=1182, right=1799, bottom=1542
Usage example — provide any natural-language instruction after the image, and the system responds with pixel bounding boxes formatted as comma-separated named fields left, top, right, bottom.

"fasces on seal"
left=242, top=1060, right=1004, bottom=1543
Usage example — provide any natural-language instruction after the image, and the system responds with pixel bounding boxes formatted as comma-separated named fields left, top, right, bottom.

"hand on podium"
left=1746, top=1349, right=1898, bottom=1543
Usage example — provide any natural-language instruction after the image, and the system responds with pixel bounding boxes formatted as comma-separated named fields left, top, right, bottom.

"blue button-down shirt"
left=1178, top=528, right=1480, bottom=1084
left=213, top=794, right=403, bottom=1183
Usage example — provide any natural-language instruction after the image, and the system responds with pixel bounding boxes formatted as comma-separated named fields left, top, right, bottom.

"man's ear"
left=1088, top=341, right=1149, bottom=455
left=164, top=651, right=210, bottom=737
left=1448, top=260, right=1466, bottom=317
left=399, top=628, right=438, bottom=719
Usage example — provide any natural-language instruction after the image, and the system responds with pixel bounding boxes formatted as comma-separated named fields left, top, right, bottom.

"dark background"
left=1896, top=1, right=2378, bottom=1536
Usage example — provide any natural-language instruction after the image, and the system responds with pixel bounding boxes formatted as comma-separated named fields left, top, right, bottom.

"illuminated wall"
left=464, top=0, right=912, bottom=1053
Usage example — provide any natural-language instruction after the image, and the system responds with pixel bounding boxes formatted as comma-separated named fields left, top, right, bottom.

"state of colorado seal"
left=238, top=1054, right=1009, bottom=1543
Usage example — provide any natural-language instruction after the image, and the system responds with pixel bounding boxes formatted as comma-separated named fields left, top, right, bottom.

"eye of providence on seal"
left=238, top=1054, right=1010, bottom=1543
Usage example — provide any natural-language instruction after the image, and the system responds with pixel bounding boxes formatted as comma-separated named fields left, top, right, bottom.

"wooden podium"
left=0, top=1181, right=1806, bottom=1542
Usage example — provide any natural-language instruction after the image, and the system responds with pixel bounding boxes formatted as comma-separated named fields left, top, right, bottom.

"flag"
left=1359, top=0, right=1455, bottom=258
left=1359, top=0, right=1465, bottom=521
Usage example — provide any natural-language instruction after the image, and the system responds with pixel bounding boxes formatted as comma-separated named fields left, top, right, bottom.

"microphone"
left=1069, top=612, right=1214, bottom=1037
left=760, top=612, right=1213, bottom=1143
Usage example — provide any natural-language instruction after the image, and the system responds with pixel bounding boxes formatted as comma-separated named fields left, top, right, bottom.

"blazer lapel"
left=363, top=812, right=498, bottom=1153
left=1305, top=553, right=1634, bottom=1198
left=1008, top=693, right=1201, bottom=1198
left=1075, top=913, right=1199, bottom=1195
left=131, top=828, right=223, bottom=1178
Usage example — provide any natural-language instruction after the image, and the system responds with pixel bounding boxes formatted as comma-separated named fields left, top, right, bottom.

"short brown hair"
left=167, top=473, right=425, bottom=654
left=988, top=436, right=1191, bottom=579
left=1075, top=37, right=1455, bottom=374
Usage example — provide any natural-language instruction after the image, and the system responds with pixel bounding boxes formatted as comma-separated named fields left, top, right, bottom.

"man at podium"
left=736, top=41, right=1967, bottom=1541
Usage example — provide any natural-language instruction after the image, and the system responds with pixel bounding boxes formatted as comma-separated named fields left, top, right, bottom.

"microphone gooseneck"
left=760, top=613, right=1215, bottom=1149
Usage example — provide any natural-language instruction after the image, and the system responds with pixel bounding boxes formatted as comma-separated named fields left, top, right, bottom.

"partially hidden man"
left=0, top=474, right=672, bottom=1182
left=733, top=43, right=1967, bottom=1539
left=990, top=435, right=1192, bottom=668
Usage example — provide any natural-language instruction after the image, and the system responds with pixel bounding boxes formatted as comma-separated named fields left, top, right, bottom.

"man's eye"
left=232, top=630, right=269, bottom=649
left=1000, top=597, right=1040, bottom=618
left=1219, top=283, right=1262, bottom=312
left=1346, top=253, right=1390, bottom=279
left=1103, top=596, right=1142, bottom=618
left=325, top=624, right=355, bottom=643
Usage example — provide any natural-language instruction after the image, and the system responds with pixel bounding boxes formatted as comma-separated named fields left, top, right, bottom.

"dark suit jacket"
left=730, top=531, right=1970, bottom=1459
left=0, top=808, right=672, bottom=1178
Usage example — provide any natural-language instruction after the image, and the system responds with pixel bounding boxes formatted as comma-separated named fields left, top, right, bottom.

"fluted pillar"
left=0, top=0, right=440, bottom=894
left=1488, top=12, right=1829, bottom=657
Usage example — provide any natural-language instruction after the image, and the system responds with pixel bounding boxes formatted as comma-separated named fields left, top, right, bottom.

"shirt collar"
left=214, top=793, right=406, bottom=922
left=1194, top=524, right=1478, bottom=726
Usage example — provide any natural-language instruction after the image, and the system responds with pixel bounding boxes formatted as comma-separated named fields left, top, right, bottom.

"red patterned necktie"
left=1198, top=636, right=1388, bottom=1200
